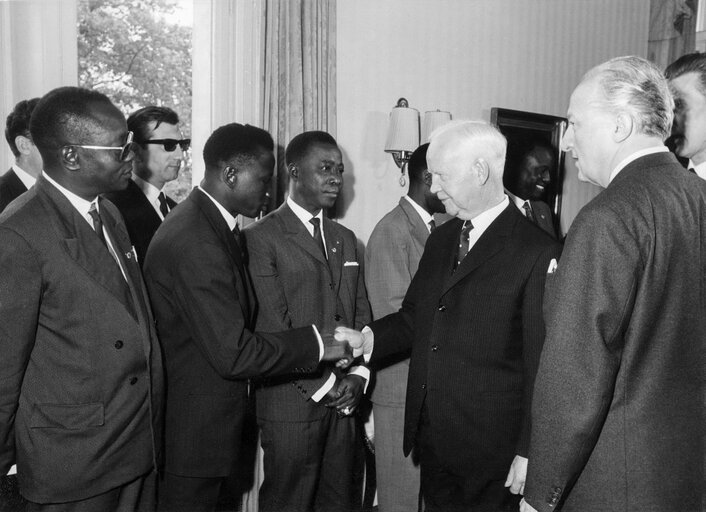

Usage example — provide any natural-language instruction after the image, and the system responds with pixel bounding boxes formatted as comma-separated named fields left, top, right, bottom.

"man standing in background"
left=365, top=142, right=444, bottom=512
left=106, top=106, right=188, bottom=265
left=1, top=98, right=42, bottom=212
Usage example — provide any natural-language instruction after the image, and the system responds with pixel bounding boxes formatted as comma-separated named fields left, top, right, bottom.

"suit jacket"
left=369, top=204, right=561, bottom=490
left=0, top=176, right=163, bottom=503
left=143, top=189, right=321, bottom=477
left=243, top=202, right=371, bottom=422
left=524, top=152, right=706, bottom=512
left=0, top=169, right=28, bottom=213
left=365, top=197, right=429, bottom=406
left=507, top=191, right=557, bottom=238
left=104, top=178, right=176, bottom=266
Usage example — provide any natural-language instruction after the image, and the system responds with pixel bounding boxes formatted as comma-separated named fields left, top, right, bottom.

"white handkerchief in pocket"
left=344, top=261, right=359, bottom=267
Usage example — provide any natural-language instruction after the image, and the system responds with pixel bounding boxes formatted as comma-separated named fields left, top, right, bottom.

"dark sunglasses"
left=141, top=138, right=191, bottom=152
left=66, top=131, right=135, bottom=162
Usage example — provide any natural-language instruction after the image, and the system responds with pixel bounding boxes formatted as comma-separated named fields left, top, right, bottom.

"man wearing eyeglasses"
left=105, top=106, right=189, bottom=266
left=0, top=86, right=163, bottom=511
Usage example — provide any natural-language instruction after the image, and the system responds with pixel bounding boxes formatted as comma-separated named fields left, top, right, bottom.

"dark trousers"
left=416, top=407, right=520, bottom=512
left=157, top=472, right=223, bottom=512
left=258, top=408, right=362, bottom=512
left=27, top=472, right=156, bottom=512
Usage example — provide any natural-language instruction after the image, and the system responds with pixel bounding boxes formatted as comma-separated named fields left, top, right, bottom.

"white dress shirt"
left=133, top=174, right=167, bottom=220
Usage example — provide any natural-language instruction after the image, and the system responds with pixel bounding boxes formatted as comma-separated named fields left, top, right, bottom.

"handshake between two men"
left=321, top=326, right=372, bottom=366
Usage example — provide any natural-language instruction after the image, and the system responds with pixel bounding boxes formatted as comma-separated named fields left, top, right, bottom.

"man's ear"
left=14, top=135, right=34, bottom=156
left=288, top=163, right=298, bottom=180
left=61, top=146, right=80, bottom=171
left=473, top=158, right=490, bottom=185
left=614, top=112, right=634, bottom=143
left=422, top=169, right=433, bottom=186
left=224, top=165, right=237, bottom=188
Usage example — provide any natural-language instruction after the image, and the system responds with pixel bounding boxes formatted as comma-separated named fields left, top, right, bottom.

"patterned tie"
left=523, top=201, right=537, bottom=223
left=428, top=219, right=436, bottom=232
left=158, top=192, right=170, bottom=217
left=309, top=217, right=327, bottom=259
left=88, top=202, right=107, bottom=246
left=454, top=220, right=473, bottom=270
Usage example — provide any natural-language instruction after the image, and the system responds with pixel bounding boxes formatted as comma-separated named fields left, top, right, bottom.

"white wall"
left=336, top=0, right=649, bottom=242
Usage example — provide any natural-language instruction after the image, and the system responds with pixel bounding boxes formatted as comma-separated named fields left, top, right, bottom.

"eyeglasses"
left=141, top=138, right=191, bottom=152
left=67, top=131, right=135, bottom=162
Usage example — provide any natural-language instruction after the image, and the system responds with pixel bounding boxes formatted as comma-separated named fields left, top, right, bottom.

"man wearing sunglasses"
left=106, top=105, right=189, bottom=266
left=0, top=86, right=163, bottom=511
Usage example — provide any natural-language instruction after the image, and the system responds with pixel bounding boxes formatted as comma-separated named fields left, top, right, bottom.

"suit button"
left=114, top=340, right=124, bottom=349
left=431, top=345, right=438, bottom=352
left=334, top=314, right=342, bottom=321
left=437, top=304, right=446, bottom=312
left=421, top=383, right=426, bottom=389
left=329, top=283, right=334, bottom=290
left=129, top=377, right=138, bottom=385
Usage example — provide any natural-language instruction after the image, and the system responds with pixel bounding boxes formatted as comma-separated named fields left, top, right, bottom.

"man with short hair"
left=244, top=131, right=371, bottom=512
left=143, top=124, right=351, bottom=512
left=1, top=98, right=42, bottom=212
left=105, top=106, right=188, bottom=265
left=336, top=121, right=561, bottom=511
left=521, top=56, right=706, bottom=512
left=365, top=142, right=445, bottom=512
left=503, top=138, right=557, bottom=237
left=0, top=86, right=163, bottom=511
left=665, top=52, right=706, bottom=175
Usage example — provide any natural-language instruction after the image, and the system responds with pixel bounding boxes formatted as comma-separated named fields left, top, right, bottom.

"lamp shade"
left=422, top=110, right=452, bottom=143
left=385, top=105, right=420, bottom=153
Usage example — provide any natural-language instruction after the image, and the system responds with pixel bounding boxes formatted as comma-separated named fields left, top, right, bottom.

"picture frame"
left=490, top=107, right=567, bottom=231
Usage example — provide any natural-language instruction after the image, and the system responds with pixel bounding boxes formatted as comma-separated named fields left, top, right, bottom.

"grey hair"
left=428, top=120, right=507, bottom=175
left=584, top=55, right=674, bottom=140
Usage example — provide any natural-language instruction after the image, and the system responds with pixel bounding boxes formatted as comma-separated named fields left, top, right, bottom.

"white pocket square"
left=547, top=258, right=558, bottom=274
left=344, top=261, right=359, bottom=267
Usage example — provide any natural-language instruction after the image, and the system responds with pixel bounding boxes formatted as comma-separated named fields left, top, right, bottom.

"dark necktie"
left=158, top=192, right=170, bottom=217
left=309, top=217, right=327, bottom=259
left=454, top=220, right=473, bottom=270
left=88, top=202, right=107, bottom=246
left=428, top=219, right=436, bottom=232
left=523, top=201, right=536, bottom=223
left=688, top=167, right=696, bottom=174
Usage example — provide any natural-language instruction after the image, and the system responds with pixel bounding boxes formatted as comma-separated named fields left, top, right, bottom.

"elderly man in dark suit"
left=0, top=86, right=163, bottom=511
left=364, top=142, right=445, bottom=512
left=243, top=131, right=371, bottom=512
left=1, top=98, right=42, bottom=212
left=105, top=106, right=188, bottom=265
left=519, top=56, right=706, bottom=512
left=143, top=124, right=350, bottom=512
left=337, top=121, right=561, bottom=512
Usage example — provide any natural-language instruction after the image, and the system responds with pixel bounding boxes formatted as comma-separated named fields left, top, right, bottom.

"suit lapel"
left=36, top=177, right=136, bottom=317
left=279, top=203, right=330, bottom=267
left=440, top=205, right=515, bottom=297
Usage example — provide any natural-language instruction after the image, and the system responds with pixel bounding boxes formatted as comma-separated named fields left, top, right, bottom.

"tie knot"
left=158, top=192, right=170, bottom=216
left=309, top=217, right=320, bottom=229
left=428, top=219, right=436, bottom=232
left=461, top=220, right=473, bottom=239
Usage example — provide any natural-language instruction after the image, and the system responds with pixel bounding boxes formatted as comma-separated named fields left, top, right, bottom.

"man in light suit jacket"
left=337, top=121, right=561, bottom=512
left=519, top=57, right=706, bottom=512
left=503, top=137, right=557, bottom=238
left=364, top=142, right=445, bottom=512
left=143, top=124, right=350, bottom=512
left=0, top=86, right=163, bottom=510
left=1, top=98, right=42, bottom=213
left=105, top=106, right=188, bottom=265
left=244, top=131, right=372, bottom=512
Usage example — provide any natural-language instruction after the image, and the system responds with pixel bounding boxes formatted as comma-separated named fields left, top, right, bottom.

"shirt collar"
left=287, top=196, right=323, bottom=226
left=689, top=159, right=706, bottom=180
left=197, top=186, right=237, bottom=231
left=42, top=171, right=96, bottom=224
left=467, top=195, right=509, bottom=235
left=12, top=164, right=38, bottom=190
left=609, top=146, right=669, bottom=183
left=132, top=174, right=163, bottom=203
left=505, top=189, right=526, bottom=210
left=402, top=195, right=433, bottom=230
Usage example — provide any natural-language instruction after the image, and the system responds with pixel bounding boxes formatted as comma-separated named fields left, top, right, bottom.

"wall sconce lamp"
left=385, top=98, right=452, bottom=186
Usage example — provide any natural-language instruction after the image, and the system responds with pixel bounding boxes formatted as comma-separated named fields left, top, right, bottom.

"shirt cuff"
left=311, top=373, right=336, bottom=402
left=312, top=324, right=324, bottom=361
left=348, top=365, right=371, bottom=393
left=361, top=326, right=374, bottom=363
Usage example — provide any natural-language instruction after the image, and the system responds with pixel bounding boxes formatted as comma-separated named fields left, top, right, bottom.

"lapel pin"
left=331, top=247, right=337, bottom=253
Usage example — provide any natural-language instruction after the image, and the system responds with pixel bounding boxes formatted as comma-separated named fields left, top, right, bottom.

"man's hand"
left=519, top=498, right=539, bottom=512
left=504, top=455, right=528, bottom=495
left=321, top=333, right=353, bottom=368
left=325, top=375, right=365, bottom=415
left=334, top=326, right=372, bottom=359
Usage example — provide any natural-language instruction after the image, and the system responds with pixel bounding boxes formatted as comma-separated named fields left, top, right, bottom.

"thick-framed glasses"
left=141, top=138, right=191, bottom=152
left=66, top=131, right=135, bottom=162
